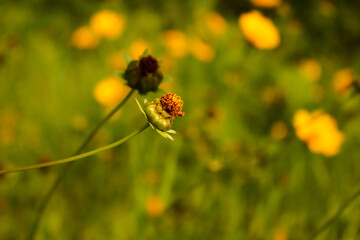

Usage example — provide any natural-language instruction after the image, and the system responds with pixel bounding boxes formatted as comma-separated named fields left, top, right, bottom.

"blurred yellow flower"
left=238, top=11, right=280, bottom=49
left=90, top=10, right=125, bottom=39
left=293, top=109, right=344, bottom=157
left=189, top=37, right=215, bottom=62
left=299, top=59, right=322, bottom=82
left=107, top=51, right=126, bottom=70
left=333, top=68, right=354, bottom=95
left=270, top=121, right=288, bottom=140
left=71, top=26, right=99, bottom=49
left=250, top=0, right=281, bottom=8
left=145, top=195, right=164, bottom=218
left=93, top=76, right=127, bottom=106
left=162, top=30, right=188, bottom=58
left=204, top=11, right=228, bottom=35
left=129, top=39, right=150, bottom=59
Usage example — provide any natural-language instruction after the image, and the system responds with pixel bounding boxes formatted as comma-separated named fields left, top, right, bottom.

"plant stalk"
left=24, top=89, right=135, bottom=240
left=309, top=187, right=360, bottom=239
left=0, top=123, right=149, bottom=175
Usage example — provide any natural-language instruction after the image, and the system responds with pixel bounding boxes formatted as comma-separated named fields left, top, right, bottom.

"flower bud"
left=136, top=92, right=184, bottom=141
left=144, top=98, right=172, bottom=131
left=123, top=55, right=163, bottom=94
left=143, top=93, right=185, bottom=131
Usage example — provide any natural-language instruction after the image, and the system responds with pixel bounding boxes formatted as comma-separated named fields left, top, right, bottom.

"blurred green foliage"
left=1, top=0, right=360, bottom=239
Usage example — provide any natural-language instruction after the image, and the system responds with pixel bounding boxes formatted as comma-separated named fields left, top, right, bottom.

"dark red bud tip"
left=139, top=55, right=159, bottom=74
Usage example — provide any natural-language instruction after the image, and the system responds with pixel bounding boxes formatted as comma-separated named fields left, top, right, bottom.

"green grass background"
left=1, top=0, right=360, bottom=239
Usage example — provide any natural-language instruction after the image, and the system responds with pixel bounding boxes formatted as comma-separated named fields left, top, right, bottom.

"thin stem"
left=309, top=187, right=360, bottom=239
left=0, top=123, right=149, bottom=175
left=24, top=89, right=135, bottom=240
left=77, top=89, right=136, bottom=152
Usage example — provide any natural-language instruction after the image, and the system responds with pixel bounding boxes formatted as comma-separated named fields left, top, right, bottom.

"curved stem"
left=0, top=123, right=149, bottom=175
left=24, top=89, right=135, bottom=240
left=309, top=187, right=360, bottom=239
left=76, top=89, right=136, bottom=152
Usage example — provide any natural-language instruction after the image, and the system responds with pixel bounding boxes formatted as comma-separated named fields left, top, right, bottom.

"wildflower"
left=123, top=54, right=163, bottom=94
left=136, top=92, right=185, bottom=141
left=333, top=68, right=354, bottom=95
left=145, top=195, right=164, bottom=218
left=293, top=109, right=344, bottom=157
left=90, top=10, right=125, bottom=39
left=250, top=0, right=281, bottom=8
left=162, top=30, right=188, bottom=58
left=93, top=76, right=127, bottom=106
left=238, top=11, right=280, bottom=49
left=299, top=59, right=322, bottom=82
left=71, top=26, right=99, bottom=49
left=204, top=12, right=228, bottom=35
left=189, top=37, right=215, bottom=63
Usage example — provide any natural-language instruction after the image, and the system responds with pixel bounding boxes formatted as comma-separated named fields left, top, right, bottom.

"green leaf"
left=123, top=54, right=132, bottom=66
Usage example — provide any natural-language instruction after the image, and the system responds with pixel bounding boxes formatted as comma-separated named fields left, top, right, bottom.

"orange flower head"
left=160, top=92, right=185, bottom=117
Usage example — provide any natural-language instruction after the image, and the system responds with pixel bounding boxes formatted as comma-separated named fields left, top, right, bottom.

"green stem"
left=76, top=89, right=135, bottom=152
left=0, top=123, right=149, bottom=175
left=24, top=89, right=135, bottom=240
left=309, top=187, right=360, bottom=239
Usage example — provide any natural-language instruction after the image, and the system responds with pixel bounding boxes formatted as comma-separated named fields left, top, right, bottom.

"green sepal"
left=123, top=54, right=132, bottom=66
left=156, top=128, right=174, bottom=141
left=114, top=71, right=124, bottom=78
left=142, top=49, right=150, bottom=57
left=135, top=98, right=147, bottom=119
left=167, top=129, right=176, bottom=134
